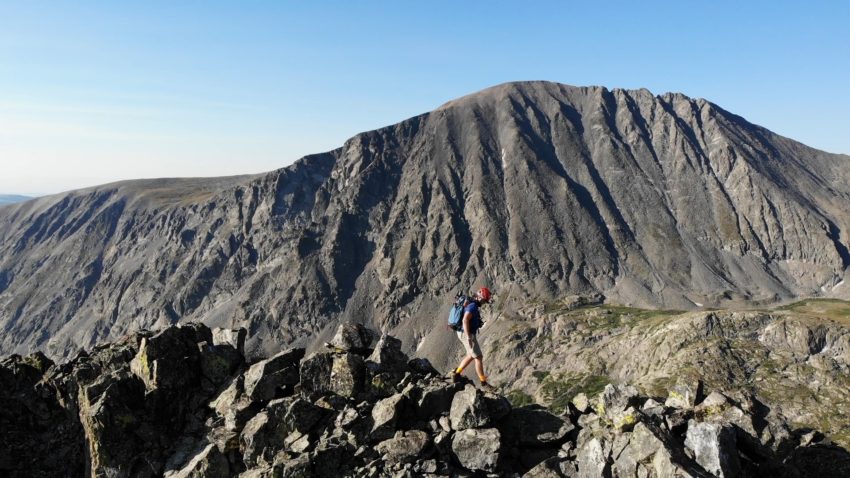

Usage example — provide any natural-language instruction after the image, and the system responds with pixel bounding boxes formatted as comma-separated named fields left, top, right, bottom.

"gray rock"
left=212, top=328, right=247, bottom=355
left=271, top=453, right=313, bottom=477
left=665, top=380, right=703, bottom=410
left=198, top=342, right=242, bottom=386
left=367, top=334, right=408, bottom=372
left=450, top=385, right=491, bottom=430
left=684, top=420, right=741, bottom=478
left=243, top=348, right=304, bottom=402
left=452, top=428, right=501, bottom=472
left=130, top=325, right=209, bottom=391
left=375, top=430, right=430, bottom=464
left=612, top=422, right=664, bottom=477
left=240, top=397, right=325, bottom=466
left=329, top=323, right=374, bottom=354
left=571, top=393, right=590, bottom=414
left=596, top=383, right=639, bottom=420
left=164, top=442, right=229, bottom=478
left=371, top=393, right=406, bottom=441
left=300, top=352, right=367, bottom=398
left=408, top=358, right=439, bottom=375
left=523, top=456, right=566, bottom=478
left=576, top=437, right=610, bottom=478
left=409, top=377, right=460, bottom=420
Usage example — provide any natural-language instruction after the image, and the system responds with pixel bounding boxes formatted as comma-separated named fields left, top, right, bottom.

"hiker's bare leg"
left=457, top=355, right=474, bottom=372
left=474, top=357, right=485, bottom=380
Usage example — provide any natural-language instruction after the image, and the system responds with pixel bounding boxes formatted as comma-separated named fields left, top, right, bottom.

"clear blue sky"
left=2, top=1, right=848, bottom=195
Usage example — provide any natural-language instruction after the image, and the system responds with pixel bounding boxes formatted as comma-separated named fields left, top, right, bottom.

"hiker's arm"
left=462, top=312, right=473, bottom=341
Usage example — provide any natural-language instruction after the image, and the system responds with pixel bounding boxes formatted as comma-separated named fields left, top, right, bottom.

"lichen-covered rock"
left=452, top=427, right=501, bottom=472
left=408, top=357, right=439, bottom=376
left=299, top=352, right=367, bottom=398
left=665, top=380, right=704, bottom=410
left=523, top=456, right=568, bottom=478
left=571, top=393, right=590, bottom=414
left=78, top=370, right=149, bottom=477
left=130, top=325, right=209, bottom=391
left=595, top=383, right=639, bottom=420
left=408, top=376, right=460, bottom=420
left=198, top=342, right=242, bottom=386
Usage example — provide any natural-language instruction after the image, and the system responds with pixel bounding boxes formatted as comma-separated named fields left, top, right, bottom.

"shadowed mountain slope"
left=1, top=81, right=849, bottom=361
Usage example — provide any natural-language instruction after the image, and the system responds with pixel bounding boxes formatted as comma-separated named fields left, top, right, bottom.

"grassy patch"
left=506, top=389, right=534, bottom=407
left=776, top=299, right=850, bottom=323
left=538, top=372, right=610, bottom=414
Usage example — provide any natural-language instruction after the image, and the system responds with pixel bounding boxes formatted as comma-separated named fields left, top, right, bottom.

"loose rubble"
left=1, top=322, right=849, bottom=477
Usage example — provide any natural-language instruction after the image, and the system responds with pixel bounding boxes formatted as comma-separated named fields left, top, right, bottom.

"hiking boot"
left=480, top=382, right=497, bottom=393
left=447, top=371, right=461, bottom=383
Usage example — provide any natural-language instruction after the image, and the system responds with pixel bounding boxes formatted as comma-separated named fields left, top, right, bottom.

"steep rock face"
left=1, top=81, right=849, bottom=359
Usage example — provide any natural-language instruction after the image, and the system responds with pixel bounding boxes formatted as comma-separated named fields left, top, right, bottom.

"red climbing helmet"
left=477, top=287, right=492, bottom=303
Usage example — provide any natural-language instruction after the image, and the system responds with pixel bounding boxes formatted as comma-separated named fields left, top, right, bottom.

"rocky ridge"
left=483, top=299, right=850, bottom=448
left=2, top=321, right=847, bottom=477
left=1, top=81, right=850, bottom=361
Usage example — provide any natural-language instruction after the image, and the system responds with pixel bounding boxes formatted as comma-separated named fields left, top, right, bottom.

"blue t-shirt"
left=464, top=301, right=481, bottom=334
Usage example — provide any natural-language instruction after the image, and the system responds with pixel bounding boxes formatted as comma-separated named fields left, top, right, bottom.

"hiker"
left=448, top=286, right=494, bottom=390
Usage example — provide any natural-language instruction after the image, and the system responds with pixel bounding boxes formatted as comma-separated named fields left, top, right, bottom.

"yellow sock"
left=456, top=367, right=464, bottom=374
left=479, top=374, right=488, bottom=383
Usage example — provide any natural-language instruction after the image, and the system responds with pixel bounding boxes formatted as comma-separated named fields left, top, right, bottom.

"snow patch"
left=501, top=148, right=507, bottom=170
left=834, top=280, right=845, bottom=291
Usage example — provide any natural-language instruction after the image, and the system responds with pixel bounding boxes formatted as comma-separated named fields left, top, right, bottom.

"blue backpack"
left=448, top=293, right=481, bottom=332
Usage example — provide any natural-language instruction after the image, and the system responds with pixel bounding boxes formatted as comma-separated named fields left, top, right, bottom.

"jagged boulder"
left=212, top=328, right=247, bottom=355
left=408, top=357, right=439, bottom=375
left=367, top=334, right=408, bottom=372
left=130, top=325, right=209, bottom=391
left=371, top=393, right=406, bottom=441
left=198, top=342, right=242, bottom=387
left=450, top=384, right=492, bottom=430
left=576, top=437, right=610, bottom=478
left=595, top=383, right=639, bottom=420
left=77, top=370, right=149, bottom=477
left=666, top=379, right=704, bottom=410
left=163, top=442, right=230, bottom=478
left=452, top=427, right=501, bottom=472
left=408, top=376, right=461, bottom=420
left=243, top=348, right=304, bottom=401
left=375, top=430, right=431, bottom=464
left=328, top=323, right=374, bottom=354
left=684, top=420, right=741, bottom=478
left=300, top=352, right=367, bottom=398
left=240, top=397, right=325, bottom=466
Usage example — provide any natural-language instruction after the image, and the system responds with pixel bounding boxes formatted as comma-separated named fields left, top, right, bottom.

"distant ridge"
left=0, top=194, right=32, bottom=205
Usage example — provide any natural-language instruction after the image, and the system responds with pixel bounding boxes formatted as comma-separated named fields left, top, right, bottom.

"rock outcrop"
left=2, top=322, right=849, bottom=477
